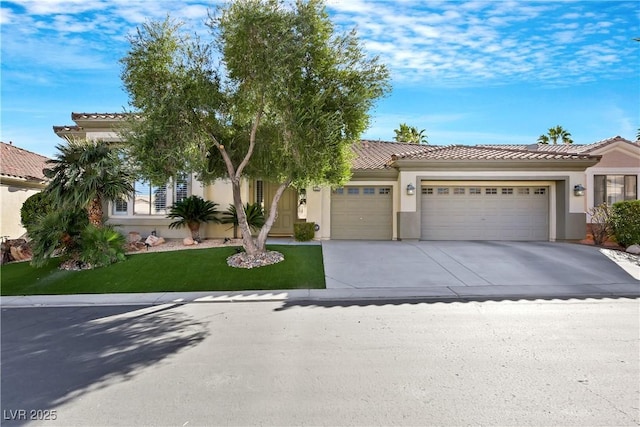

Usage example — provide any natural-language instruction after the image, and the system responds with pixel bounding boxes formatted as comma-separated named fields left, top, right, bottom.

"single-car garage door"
left=331, top=186, right=393, bottom=240
left=421, top=185, right=549, bottom=240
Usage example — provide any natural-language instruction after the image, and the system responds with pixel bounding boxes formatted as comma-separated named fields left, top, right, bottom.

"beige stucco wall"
left=0, top=182, right=44, bottom=239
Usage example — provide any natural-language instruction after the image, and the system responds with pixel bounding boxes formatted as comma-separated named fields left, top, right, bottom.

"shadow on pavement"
left=1, top=304, right=208, bottom=426
left=274, top=294, right=640, bottom=311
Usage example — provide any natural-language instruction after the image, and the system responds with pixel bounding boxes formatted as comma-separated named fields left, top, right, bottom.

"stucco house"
left=0, top=141, right=50, bottom=239
left=53, top=112, right=638, bottom=242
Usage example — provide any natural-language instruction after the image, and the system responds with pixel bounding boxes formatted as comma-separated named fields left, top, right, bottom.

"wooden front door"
left=264, top=182, right=297, bottom=236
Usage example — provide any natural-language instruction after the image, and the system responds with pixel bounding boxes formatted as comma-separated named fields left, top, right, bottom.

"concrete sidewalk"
left=1, top=241, right=638, bottom=308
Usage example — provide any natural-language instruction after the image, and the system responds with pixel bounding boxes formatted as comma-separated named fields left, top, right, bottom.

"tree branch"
left=237, top=103, right=263, bottom=177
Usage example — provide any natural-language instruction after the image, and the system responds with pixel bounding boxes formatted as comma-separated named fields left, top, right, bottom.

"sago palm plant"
left=167, top=196, right=220, bottom=241
left=220, top=203, right=265, bottom=239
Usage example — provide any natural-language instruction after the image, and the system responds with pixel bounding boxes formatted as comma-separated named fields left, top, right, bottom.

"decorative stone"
left=183, top=237, right=195, bottom=246
left=128, top=232, right=142, bottom=244
left=227, top=250, right=284, bottom=269
left=626, top=244, right=640, bottom=255
left=1, top=239, right=31, bottom=263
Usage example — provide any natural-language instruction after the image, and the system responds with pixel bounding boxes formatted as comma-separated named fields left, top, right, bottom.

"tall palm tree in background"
left=537, top=125, right=573, bottom=144
left=44, top=139, right=135, bottom=227
left=394, top=123, right=428, bottom=144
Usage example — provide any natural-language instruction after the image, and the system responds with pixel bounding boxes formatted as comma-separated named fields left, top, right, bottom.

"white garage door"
left=331, top=186, right=393, bottom=240
left=421, top=185, right=549, bottom=240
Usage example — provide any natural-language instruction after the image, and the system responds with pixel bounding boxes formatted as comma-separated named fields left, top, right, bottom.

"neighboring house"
left=0, top=142, right=50, bottom=239
left=55, top=112, right=633, bottom=242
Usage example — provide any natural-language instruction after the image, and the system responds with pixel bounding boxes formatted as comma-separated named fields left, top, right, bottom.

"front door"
left=264, top=182, right=297, bottom=236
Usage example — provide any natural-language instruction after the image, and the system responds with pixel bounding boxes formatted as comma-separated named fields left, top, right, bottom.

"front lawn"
left=0, top=245, right=325, bottom=296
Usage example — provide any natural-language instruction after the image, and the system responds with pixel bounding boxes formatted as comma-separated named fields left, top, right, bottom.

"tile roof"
left=480, top=136, right=639, bottom=154
left=391, top=144, right=599, bottom=161
left=0, top=142, right=50, bottom=181
left=71, top=112, right=129, bottom=121
left=352, top=140, right=435, bottom=169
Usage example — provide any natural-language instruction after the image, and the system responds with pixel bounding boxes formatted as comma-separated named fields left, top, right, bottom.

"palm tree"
left=167, top=196, right=220, bottom=241
left=220, top=203, right=265, bottom=239
left=538, top=125, right=573, bottom=145
left=394, top=123, right=428, bottom=144
left=44, top=139, right=134, bottom=227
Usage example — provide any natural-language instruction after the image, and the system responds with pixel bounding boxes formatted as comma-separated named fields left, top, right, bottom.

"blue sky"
left=1, top=0, right=638, bottom=158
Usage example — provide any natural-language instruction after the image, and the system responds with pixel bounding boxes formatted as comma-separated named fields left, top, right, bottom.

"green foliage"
left=167, top=196, right=221, bottom=240
left=20, top=192, right=54, bottom=235
left=44, top=139, right=134, bottom=226
left=588, top=203, right=612, bottom=245
left=537, top=125, right=573, bottom=145
left=294, top=222, right=316, bottom=242
left=221, top=203, right=265, bottom=238
left=29, top=209, right=89, bottom=268
left=610, top=200, right=640, bottom=247
left=79, top=225, right=127, bottom=268
left=393, top=123, right=428, bottom=144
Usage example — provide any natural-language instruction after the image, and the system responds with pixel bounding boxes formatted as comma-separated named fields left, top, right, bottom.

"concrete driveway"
left=321, top=241, right=639, bottom=298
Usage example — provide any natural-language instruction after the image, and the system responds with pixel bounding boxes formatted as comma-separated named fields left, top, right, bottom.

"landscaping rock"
left=626, top=244, right=640, bottom=255
left=145, top=235, right=165, bottom=247
left=227, top=250, right=284, bottom=269
left=183, top=237, right=195, bottom=246
left=1, top=239, right=31, bottom=264
left=128, top=232, right=142, bottom=244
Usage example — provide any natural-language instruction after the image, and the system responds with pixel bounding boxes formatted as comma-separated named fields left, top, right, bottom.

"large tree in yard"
left=120, top=0, right=390, bottom=261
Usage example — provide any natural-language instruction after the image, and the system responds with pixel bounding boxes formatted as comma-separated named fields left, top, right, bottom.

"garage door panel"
left=421, top=185, right=549, bottom=241
left=331, top=186, right=393, bottom=240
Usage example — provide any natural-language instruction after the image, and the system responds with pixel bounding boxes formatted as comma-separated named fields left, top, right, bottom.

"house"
left=0, top=142, right=50, bottom=239
left=54, top=112, right=639, bottom=242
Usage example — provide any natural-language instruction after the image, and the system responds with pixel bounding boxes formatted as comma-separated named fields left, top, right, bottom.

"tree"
left=120, top=0, right=390, bottom=259
left=537, top=125, right=573, bottom=145
left=44, top=139, right=135, bottom=227
left=393, top=123, right=428, bottom=144
left=167, top=196, right=221, bottom=241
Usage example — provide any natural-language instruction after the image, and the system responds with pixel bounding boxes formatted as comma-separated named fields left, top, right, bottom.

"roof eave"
left=390, top=158, right=602, bottom=171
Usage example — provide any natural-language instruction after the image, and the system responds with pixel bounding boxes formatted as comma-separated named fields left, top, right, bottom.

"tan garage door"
left=331, top=186, right=393, bottom=240
left=421, top=185, right=549, bottom=240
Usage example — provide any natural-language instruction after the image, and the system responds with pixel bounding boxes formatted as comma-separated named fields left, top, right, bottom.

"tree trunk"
left=231, top=179, right=260, bottom=255
left=87, top=197, right=103, bottom=228
left=255, top=181, right=290, bottom=252
left=188, top=221, right=201, bottom=242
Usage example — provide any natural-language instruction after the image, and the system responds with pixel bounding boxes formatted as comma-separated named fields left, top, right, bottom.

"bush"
left=588, top=203, right=612, bottom=245
left=610, top=200, right=640, bottom=247
left=20, top=192, right=54, bottom=235
left=29, top=209, right=88, bottom=267
left=79, top=225, right=127, bottom=268
left=294, top=222, right=315, bottom=242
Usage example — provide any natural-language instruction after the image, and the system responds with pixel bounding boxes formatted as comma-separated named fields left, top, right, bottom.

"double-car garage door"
left=331, top=186, right=393, bottom=240
left=421, top=184, right=549, bottom=240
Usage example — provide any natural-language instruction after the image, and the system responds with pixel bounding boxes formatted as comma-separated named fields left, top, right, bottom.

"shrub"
left=294, top=222, right=315, bottom=242
left=610, top=200, right=640, bottom=247
left=221, top=203, right=265, bottom=238
left=29, top=209, right=88, bottom=267
left=167, top=196, right=220, bottom=241
left=79, top=225, right=127, bottom=268
left=588, top=203, right=612, bottom=245
left=20, top=192, right=54, bottom=235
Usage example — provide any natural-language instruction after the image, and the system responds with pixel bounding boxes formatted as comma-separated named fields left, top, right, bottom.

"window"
left=379, top=188, right=391, bottom=195
left=501, top=188, right=514, bottom=195
left=132, top=174, right=192, bottom=215
left=453, top=187, right=465, bottom=195
left=256, top=180, right=264, bottom=208
left=334, top=188, right=344, bottom=195
left=469, top=187, right=481, bottom=195
left=347, top=187, right=360, bottom=195
left=437, top=187, right=449, bottom=195
left=594, top=175, right=638, bottom=205
left=485, top=188, right=497, bottom=195
left=534, top=188, right=546, bottom=195
left=422, top=187, right=434, bottom=195
left=113, top=198, right=128, bottom=215
left=363, top=187, right=375, bottom=195
left=518, top=188, right=530, bottom=195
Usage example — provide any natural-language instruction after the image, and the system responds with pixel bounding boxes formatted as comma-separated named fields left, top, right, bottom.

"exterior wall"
left=0, top=181, right=45, bottom=239
left=396, top=170, right=588, bottom=241
left=305, top=186, right=331, bottom=240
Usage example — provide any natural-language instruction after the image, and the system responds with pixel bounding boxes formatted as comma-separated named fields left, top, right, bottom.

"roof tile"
left=0, top=142, right=50, bottom=181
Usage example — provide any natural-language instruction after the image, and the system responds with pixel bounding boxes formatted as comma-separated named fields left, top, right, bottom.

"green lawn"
left=0, top=245, right=325, bottom=296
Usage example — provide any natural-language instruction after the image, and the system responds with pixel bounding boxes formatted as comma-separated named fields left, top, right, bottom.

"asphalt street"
left=2, top=298, right=639, bottom=426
